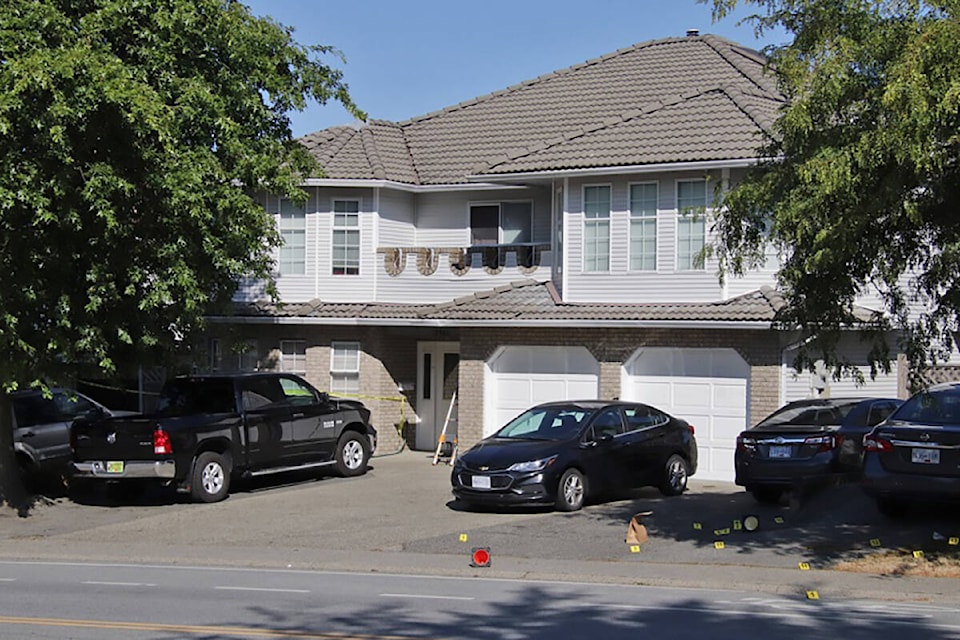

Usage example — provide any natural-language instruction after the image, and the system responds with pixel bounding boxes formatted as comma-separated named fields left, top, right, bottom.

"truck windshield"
left=156, top=380, right=236, bottom=416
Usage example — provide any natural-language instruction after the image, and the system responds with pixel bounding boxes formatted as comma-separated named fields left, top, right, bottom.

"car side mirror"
left=318, top=392, right=329, bottom=404
left=593, top=433, right=614, bottom=445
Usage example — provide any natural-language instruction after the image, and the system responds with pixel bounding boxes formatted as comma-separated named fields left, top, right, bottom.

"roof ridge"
left=478, top=85, right=733, bottom=173
left=360, top=127, right=386, bottom=180
left=396, top=36, right=690, bottom=129
left=700, top=34, right=777, bottom=98
left=716, top=84, right=783, bottom=139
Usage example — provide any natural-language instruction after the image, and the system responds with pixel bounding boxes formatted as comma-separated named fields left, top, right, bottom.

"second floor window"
left=279, top=199, right=306, bottom=275
left=677, top=179, right=707, bottom=271
left=330, top=341, right=360, bottom=394
left=333, top=199, right=360, bottom=275
left=583, top=185, right=610, bottom=272
left=470, top=202, right=532, bottom=245
left=629, top=183, right=658, bottom=271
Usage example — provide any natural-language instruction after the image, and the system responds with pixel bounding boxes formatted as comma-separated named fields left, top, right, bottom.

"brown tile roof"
left=298, top=34, right=783, bottom=185
left=230, top=279, right=795, bottom=325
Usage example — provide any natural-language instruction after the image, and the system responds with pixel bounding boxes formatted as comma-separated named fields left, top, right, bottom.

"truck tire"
left=335, top=431, right=369, bottom=477
left=191, top=452, right=231, bottom=503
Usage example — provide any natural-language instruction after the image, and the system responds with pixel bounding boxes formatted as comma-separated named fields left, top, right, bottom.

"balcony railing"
left=376, top=243, right=551, bottom=276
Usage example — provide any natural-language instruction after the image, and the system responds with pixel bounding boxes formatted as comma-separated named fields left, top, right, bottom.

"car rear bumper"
left=735, top=455, right=842, bottom=488
left=73, top=460, right=176, bottom=480
left=862, top=459, right=960, bottom=501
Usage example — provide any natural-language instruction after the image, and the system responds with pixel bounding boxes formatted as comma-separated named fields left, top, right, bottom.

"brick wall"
left=457, top=326, right=782, bottom=449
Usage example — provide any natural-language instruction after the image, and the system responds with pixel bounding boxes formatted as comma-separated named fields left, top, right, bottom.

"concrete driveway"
left=1, top=450, right=958, bottom=604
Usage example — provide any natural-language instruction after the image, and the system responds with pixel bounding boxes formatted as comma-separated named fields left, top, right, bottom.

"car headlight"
left=507, top=455, right=557, bottom=473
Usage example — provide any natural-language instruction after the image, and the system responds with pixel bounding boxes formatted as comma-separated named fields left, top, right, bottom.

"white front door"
left=416, top=342, right=459, bottom=451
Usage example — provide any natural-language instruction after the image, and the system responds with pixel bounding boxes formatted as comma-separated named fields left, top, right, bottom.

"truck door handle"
left=20, top=431, right=35, bottom=438
left=291, top=412, right=305, bottom=418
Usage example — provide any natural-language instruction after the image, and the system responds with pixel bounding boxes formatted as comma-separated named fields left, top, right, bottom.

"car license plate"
left=471, top=475, right=491, bottom=489
left=106, top=461, right=124, bottom=474
left=769, top=445, right=792, bottom=459
left=912, top=448, right=940, bottom=465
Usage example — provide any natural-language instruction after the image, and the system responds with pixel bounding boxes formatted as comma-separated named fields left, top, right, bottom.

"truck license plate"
left=106, top=461, right=124, bottom=474
left=769, top=445, right=792, bottom=459
left=472, top=475, right=491, bottom=489
left=912, top=448, right=940, bottom=465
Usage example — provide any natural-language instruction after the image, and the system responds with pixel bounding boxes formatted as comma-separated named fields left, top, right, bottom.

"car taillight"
left=688, top=424, right=695, bottom=435
left=803, top=435, right=837, bottom=453
left=737, top=435, right=757, bottom=452
left=863, top=434, right=893, bottom=453
left=153, top=427, right=173, bottom=455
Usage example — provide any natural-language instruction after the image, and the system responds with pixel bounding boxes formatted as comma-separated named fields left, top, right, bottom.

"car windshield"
left=755, top=401, right=860, bottom=428
left=892, top=388, right=960, bottom=425
left=494, top=406, right=592, bottom=441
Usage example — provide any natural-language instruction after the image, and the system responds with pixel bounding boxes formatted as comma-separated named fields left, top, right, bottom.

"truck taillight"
left=153, top=427, right=173, bottom=455
left=688, top=424, right=695, bottom=435
left=863, top=434, right=893, bottom=453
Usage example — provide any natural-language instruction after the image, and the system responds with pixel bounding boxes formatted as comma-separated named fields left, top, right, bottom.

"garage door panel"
left=487, top=348, right=600, bottom=438
left=623, top=348, right=749, bottom=483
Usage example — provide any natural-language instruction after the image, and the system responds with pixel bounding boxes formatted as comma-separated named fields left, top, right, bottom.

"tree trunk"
left=0, top=393, right=31, bottom=514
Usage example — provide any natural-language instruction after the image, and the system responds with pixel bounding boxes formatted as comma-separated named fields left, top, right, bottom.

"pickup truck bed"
left=71, top=373, right=376, bottom=502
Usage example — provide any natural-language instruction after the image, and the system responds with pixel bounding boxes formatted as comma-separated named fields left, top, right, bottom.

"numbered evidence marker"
left=774, top=516, right=785, bottom=524
left=459, top=534, right=468, bottom=543
left=629, top=545, right=641, bottom=553
left=798, top=562, right=811, bottom=571
left=714, top=541, right=725, bottom=550
left=950, top=537, right=960, bottom=546
left=693, top=522, right=703, bottom=530
left=806, top=590, right=820, bottom=600
left=913, top=550, right=925, bottom=559
left=870, top=538, right=882, bottom=548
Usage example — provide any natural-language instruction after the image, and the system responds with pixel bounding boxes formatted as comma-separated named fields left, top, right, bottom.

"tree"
left=0, top=0, right=362, bottom=509
left=707, top=0, right=960, bottom=378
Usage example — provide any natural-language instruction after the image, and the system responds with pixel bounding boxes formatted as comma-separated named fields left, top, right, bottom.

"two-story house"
left=207, top=32, right=909, bottom=482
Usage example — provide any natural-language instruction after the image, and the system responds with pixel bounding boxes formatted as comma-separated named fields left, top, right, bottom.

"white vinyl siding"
left=279, top=199, right=306, bottom=275
left=330, top=341, right=360, bottom=394
left=583, top=185, right=610, bottom=272
left=677, top=180, right=707, bottom=271
left=332, top=199, right=360, bottom=275
left=629, top=182, right=658, bottom=271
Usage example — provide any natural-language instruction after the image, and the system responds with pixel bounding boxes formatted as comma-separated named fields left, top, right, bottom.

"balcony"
left=377, top=243, right=552, bottom=277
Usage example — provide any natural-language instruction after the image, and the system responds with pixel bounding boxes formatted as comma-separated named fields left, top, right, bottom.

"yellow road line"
left=0, top=616, right=431, bottom=640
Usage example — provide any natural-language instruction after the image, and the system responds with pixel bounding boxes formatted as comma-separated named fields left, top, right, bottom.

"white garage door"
left=485, top=346, right=599, bottom=437
left=621, top=347, right=749, bottom=482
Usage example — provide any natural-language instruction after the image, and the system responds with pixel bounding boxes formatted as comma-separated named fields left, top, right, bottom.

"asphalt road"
left=1, top=450, right=959, bottom=606
left=3, top=561, right=960, bottom=639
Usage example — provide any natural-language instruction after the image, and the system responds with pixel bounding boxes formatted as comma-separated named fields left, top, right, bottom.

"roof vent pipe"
left=686, top=29, right=700, bottom=37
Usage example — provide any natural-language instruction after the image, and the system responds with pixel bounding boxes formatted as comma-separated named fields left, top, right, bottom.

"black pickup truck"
left=71, top=372, right=377, bottom=502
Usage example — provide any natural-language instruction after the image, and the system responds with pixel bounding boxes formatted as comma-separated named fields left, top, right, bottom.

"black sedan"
left=862, top=382, right=960, bottom=516
left=735, top=397, right=900, bottom=503
left=450, top=400, right=697, bottom=512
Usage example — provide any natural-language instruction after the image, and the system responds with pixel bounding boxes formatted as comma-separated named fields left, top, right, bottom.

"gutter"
left=205, top=315, right=774, bottom=330
left=301, top=178, right=532, bottom=193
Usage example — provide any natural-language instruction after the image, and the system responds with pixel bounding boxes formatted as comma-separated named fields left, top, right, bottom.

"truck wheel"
left=335, top=432, right=369, bottom=477
left=191, top=452, right=230, bottom=503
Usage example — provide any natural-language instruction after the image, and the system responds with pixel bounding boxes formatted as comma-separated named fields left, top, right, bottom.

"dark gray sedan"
left=862, top=382, right=960, bottom=516
left=735, top=397, right=900, bottom=503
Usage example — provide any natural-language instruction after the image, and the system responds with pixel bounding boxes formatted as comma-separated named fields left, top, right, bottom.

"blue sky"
left=243, top=1, right=786, bottom=137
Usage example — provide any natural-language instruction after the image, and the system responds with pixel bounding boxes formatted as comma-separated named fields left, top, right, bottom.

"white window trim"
left=675, top=178, right=709, bottom=272
left=581, top=183, right=612, bottom=273
left=330, top=340, right=361, bottom=394
left=628, top=181, right=659, bottom=272
left=280, top=340, right=307, bottom=374
left=332, top=198, right=361, bottom=276
left=277, top=196, right=307, bottom=276
left=467, top=200, right=535, bottom=245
